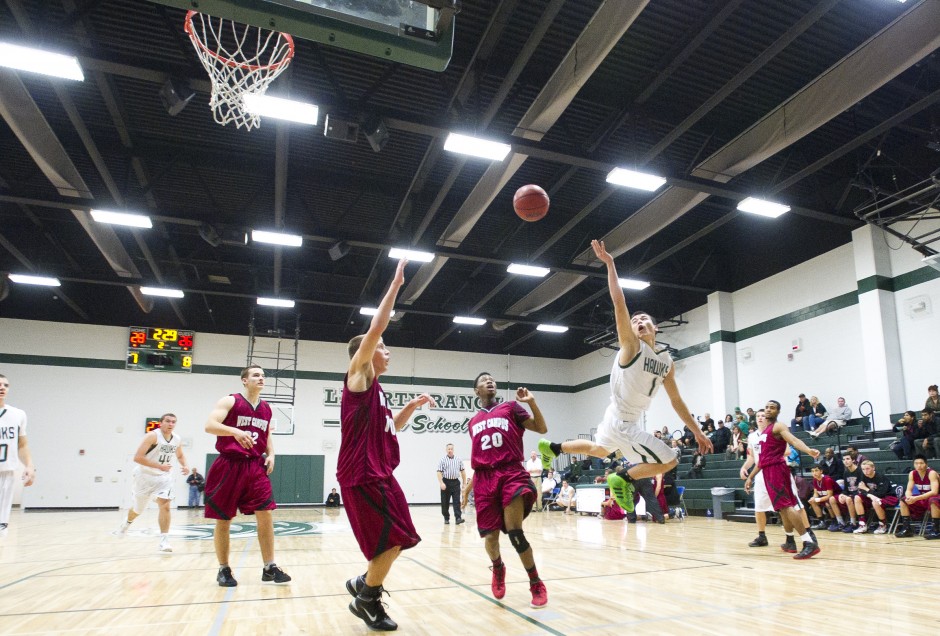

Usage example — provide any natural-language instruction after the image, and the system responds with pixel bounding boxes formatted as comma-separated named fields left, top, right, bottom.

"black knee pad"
left=508, top=529, right=530, bottom=554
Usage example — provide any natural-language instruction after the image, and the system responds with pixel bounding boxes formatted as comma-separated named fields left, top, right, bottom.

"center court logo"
left=165, top=520, right=324, bottom=540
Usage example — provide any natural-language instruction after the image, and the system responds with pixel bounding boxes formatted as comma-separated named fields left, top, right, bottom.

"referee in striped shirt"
left=436, top=444, right=466, bottom=525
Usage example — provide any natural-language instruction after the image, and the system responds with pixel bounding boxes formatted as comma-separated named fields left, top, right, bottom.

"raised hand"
left=516, top=387, right=535, bottom=404
left=591, top=239, right=614, bottom=266
left=393, top=258, right=408, bottom=287
left=413, top=393, right=438, bottom=409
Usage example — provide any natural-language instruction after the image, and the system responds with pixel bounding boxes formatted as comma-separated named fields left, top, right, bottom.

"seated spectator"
left=845, top=445, right=868, bottom=467
left=601, top=496, right=626, bottom=520
left=895, top=455, right=940, bottom=539
left=325, top=487, right=341, bottom=508
left=925, top=384, right=940, bottom=425
left=785, top=445, right=801, bottom=473
left=810, top=396, right=852, bottom=438
left=746, top=407, right=757, bottom=428
left=803, top=396, right=827, bottom=433
left=891, top=411, right=917, bottom=459
left=712, top=420, right=732, bottom=455
left=654, top=430, right=664, bottom=441
left=541, top=470, right=557, bottom=507
left=733, top=409, right=749, bottom=436
left=699, top=413, right=715, bottom=432
left=852, top=459, right=897, bottom=534
left=913, top=410, right=937, bottom=458
left=670, top=438, right=682, bottom=460
left=815, top=447, right=844, bottom=481
left=726, top=426, right=745, bottom=460
left=552, top=480, right=576, bottom=514
left=685, top=450, right=706, bottom=479
left=660, top=425, right=670, bottom=438
left=808, top=465, right=841, bottom=529
left=835, top=454, right=864, bottom=532
left=791, top=393, right=813, bottom=432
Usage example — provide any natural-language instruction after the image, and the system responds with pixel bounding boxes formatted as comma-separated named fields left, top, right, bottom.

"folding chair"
left=542, top=487, right=561, bottom=511
left=675, top=486, right=688, bottom=521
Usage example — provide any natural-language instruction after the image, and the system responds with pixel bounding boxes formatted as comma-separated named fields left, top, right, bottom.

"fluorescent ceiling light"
left=618, top=278, right=650, bottom=291
left=453, top=316, right=486, bottom=326
left=257, top=297, right=295, bottom=308
left=360, top=307, right=396, bottom=317
left=443, top=132, right=511, bottom=161
left=537, top=324, right=568, bottom=333
left=243, top=94, right=319, bottom=125
left=252, top=230, right=303, bottom=247
left=388, top=248, right=435, bottom=262
left=8, top=273, right=60, bottom=286
left=737, top=197, right=790, bottom=218
left=90, top=209, right=152, bottom=229
left=140, top=286, right=184, bottom=298
left=606, top=167, right=667, bottom=192
left=507, top=263, right=550, bottom=277
left=0, top=42, right=84, bottom=81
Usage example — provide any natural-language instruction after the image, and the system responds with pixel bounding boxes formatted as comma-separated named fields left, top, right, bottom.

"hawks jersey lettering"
left=337, top=376, right=399, bottom=487
left=468, top=401, right=530, bottom=470
left=609, top=340, right=672, bottom=421
left=215, top=394, right=271, bottom=459
left=756, top=426, right=787, bottom=469
left=0, top=405, right=27, bottom=471
left=140, top=431, right=181, bottom=475
left=912, top=468, right=936, bottom=495
left=813, top=475, right=841, bottom=496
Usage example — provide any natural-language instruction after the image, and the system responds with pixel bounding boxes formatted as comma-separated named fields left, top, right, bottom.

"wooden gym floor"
left=1, top=505, right=938, bottom=635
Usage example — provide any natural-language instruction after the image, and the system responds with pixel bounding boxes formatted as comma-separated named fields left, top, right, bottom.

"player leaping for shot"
left=539, top=240, right=712, bottom=512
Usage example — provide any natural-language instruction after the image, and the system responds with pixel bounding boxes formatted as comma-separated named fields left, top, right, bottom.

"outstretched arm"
left=348, top=259, right=407, bottom=393
left=591, top=240, right=639, bottom=364
left=775, top=423, right=820, bottom=460
left=394, top=393, right=437, bottom=431
left=516, top=387, right=548, bottom=434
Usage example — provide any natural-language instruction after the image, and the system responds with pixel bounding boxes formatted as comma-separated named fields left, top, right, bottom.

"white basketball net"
left=185, top=11, right=295, bottom=130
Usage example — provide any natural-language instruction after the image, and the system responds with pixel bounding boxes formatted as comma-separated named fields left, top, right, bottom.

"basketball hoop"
left=184, top=10, right=295, bottom=130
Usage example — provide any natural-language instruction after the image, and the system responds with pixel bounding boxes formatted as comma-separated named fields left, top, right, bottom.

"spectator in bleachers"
left=845, top=445, right=868, bottom=467
left=895, top=455, right=940, bottom=538
left=712, top=419, right=732, bottom=455
left=552, top=480, right=576, bottom=514
left=852, top=459, right=897, bottom=534
left=734, top=413, right=749, bottom=436
left=791, top=393, right=813, bottom=432
left=804, top=396, right=827, bottom=433
left=685, top=449, right=706, bottom=479
left=541, top=470, right=557, bottom=508
left=808, top=465, right=842, bottom=529
left=810, top=397, right=852, bottom=438
left=727, top=425, right=745, bottom=460
left=746, top=407, right=757, bottom=428
left=680, top=425, right=695, bottom=448
left=835, top=454, right=864, bottom=532
left=816, top=447, right=844, bottom=481
left=670, top=438, right=682, bottom=460
left=660, top=426, right=670, bottom=438
left=925, top=384, right=939, bottom=424
left=892, top=411, right=917, bottom=460
left=913, top=410, right=937, bottom=457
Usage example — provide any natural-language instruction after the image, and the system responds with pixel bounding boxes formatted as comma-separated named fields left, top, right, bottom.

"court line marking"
left=207, top=536, right=251, bottom=636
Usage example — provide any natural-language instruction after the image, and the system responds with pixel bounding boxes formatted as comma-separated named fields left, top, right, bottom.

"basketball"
left=513, top=184, right=550, bottom=222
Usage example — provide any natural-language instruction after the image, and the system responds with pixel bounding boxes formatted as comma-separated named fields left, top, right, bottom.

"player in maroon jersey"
left=745, top=400, right=821, bottom=559
left=341, top=258, right=437, bottom=632
left=896, top=455, right=940, bottom=538
left=808, top=464, right=841, bottom=529
left=203, top=364, right=290, bottom=587
left=468, top=372, right=549, bottom=608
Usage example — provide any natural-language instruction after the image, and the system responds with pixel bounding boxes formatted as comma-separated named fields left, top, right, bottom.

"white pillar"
left=708, top=291, right=738, bottom=417
left=852, top=224, right=906, bottom=428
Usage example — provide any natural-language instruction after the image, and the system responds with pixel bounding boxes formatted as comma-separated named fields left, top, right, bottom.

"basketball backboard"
left=150, top=0, right=457, bottom=71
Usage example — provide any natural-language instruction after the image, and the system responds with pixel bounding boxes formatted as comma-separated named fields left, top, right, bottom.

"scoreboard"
left=126, top=326, right=195, bottom=373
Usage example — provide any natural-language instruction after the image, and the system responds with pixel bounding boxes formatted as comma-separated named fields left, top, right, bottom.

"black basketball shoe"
left=262, top=563, right=291, bottom=584
left=748, top=534, right=768, bottom=547
left=346, top=574, right=366, bottom=597
left=793, top=540, right=820, bottom=560
left=780, top=535, right=797, bottom=553
left=349, top=592, right=397, bottom=631
left=217, top=566, right=237, bottom=587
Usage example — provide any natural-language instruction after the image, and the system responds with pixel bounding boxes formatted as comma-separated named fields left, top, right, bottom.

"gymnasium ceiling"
left=1, top=0, right=939, bottom=360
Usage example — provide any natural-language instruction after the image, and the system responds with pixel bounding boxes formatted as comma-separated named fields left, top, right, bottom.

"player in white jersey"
left=539, top=240, right=712, bottom=512
left=114, top=413, right=190, bottom=552
left=0, top=373, right=36, bottom=531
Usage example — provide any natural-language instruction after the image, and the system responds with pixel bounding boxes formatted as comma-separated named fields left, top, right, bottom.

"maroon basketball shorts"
left=908, top=499, right=931, bottom=519
left=473, top=466, right=537, bottom=536
left=856, top=493, right=898, bottom=510
left=761, top=463, right=800, bottom=512
left=204, top=455, right=276, bottom=520
left=343, top=477, right=421, bottom=561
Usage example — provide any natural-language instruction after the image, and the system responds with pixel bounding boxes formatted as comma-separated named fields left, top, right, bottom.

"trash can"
left=710, top=486, right=735, bottom=520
